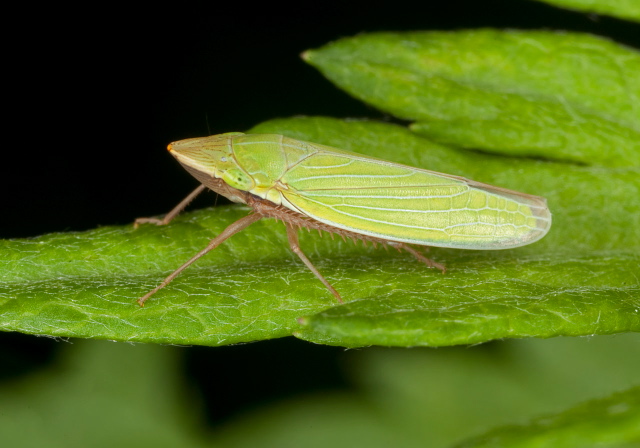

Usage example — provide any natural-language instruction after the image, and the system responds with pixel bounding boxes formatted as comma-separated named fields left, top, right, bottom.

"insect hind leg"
left=285, top=224, right=343, bottom=303
left=392, top=242, right=446, bottom=274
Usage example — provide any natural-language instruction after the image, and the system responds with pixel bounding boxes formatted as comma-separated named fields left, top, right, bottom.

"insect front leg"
left=134, top=184, right=207, bottom=228
left=137, top=212, right=263, bottom=306
left=285, top=224, right=343, bottom=303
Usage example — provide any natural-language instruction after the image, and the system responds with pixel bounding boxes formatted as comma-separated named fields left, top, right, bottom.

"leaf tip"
left=300, top=50, right=314, bottom=62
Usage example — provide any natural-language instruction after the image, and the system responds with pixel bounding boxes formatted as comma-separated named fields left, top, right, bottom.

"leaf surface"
left=456, top=386, right=640, bottom=448
left=303, top=31, right=640, bottom=167
left=536, top=0, right=640, bottom=22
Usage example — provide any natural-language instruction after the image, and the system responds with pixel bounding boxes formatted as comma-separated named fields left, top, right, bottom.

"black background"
left=2, top=0, right=639, bottom=426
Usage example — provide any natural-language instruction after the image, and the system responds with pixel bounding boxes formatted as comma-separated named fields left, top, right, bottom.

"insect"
left=135, top=132, right=551, bottom=306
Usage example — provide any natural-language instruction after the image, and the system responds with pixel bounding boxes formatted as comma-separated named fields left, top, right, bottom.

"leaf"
left=535, top=0, right=640, bottom=22
left=303, top=30, right=640, bottom=167
left=456, top=386, right=640, bottom=448
left=2, top=117, right=638, bottom=347
left=0, top=206, right=335, bottom=346
left=296, top=253, right=640, bottom=347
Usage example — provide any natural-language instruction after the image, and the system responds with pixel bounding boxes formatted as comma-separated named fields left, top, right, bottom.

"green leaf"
left=456, top=386, right=640, bottom=448
left=535, top=0, right=640, bottom=22
left=303, top=30, right=640, bottom=167
left=0, top=206, right=336, bottom=346
left=296, top=253, right=640, bottom=347
left=2, top=116, right=638, bottom=347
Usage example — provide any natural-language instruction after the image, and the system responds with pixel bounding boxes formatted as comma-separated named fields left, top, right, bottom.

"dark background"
left=2, top=0, right=639, bottom=427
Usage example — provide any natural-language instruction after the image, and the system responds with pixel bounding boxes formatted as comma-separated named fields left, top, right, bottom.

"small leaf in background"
left=534, top=0, right=640, bottom=22
left=456, top=387, right=640, bottom=447
left=303, top=30, right=640, bottom=167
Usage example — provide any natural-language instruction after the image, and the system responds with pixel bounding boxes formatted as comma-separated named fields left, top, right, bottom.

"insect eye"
left=222, top=168, right=252, bottom=190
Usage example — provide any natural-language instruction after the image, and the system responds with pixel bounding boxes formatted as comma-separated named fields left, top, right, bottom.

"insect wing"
left=278, top=146, right=551, bottom=249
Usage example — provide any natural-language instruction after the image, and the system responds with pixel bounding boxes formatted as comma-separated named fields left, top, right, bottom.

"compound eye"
left=222, top=168, right=253, bottom=191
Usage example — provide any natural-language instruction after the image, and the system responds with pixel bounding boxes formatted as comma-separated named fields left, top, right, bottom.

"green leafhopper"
left=135, top=133, right=551, bottom=305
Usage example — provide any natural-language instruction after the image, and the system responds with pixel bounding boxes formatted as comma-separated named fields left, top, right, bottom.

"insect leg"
left=285, top=225, right=343, bottom=303
left=138, top=212, right=263, bottom=306
left=393, top=243, right=446, bottom=273
left=134, top=184, right=207, bottom=227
